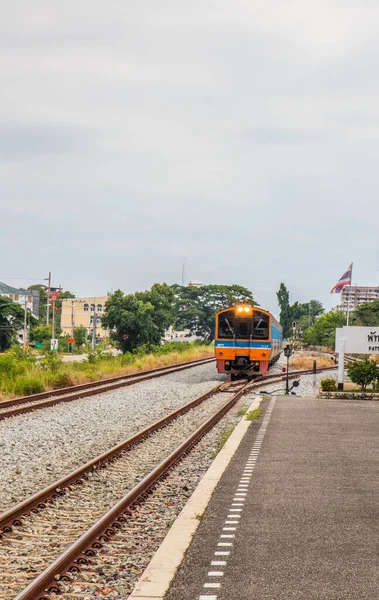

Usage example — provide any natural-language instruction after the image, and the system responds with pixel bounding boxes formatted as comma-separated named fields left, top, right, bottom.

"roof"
left=0, top=281, right=25, bottom=295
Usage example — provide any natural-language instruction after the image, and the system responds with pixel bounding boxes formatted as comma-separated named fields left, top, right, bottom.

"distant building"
left=163, top=325, right=195, bottom=342
left=0, top=282, right=33, bottom=343
left=0, top=281, right=33, bottom=308
left=60, top=296, right=110, bottom=339
left=339, top=285, right=379, bottom=313
left=188, top=280, right=203, bottom=288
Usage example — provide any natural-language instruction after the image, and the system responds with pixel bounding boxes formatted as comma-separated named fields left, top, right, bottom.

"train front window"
left=218, top=311, right=235, bottom=339
left=235, top=320, right=250, bottom=339
left=252, top=311, right=269, bottom=339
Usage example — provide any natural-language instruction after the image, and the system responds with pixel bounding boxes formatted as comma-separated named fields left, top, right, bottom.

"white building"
left=338, top=285, right=379, bottom=313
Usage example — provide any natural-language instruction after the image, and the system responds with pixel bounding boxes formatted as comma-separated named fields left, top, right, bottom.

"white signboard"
left=50, top=338, right=59, bottom=352
left=335, top=326, right=379, bottom=354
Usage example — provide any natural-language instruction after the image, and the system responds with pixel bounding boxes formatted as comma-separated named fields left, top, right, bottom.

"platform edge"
left=128, top=396, right=262, bottom=599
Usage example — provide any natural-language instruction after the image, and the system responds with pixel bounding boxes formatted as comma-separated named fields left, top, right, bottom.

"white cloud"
left=1, top=0, right=379, bottom=314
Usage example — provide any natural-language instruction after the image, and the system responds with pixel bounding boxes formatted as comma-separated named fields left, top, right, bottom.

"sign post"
left=50, top=339, right=58, bottom=352
left=68, top=337, right=74, bottom=353
left=313, top=360, right=317, bottom=394
left=335, top=326, right=379, bottom=390
left=337, top=338, right=345, bottom=390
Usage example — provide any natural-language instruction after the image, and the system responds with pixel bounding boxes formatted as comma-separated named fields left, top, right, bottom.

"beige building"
left=339, top=285, right=379, bottom=313
left=60, top=296, right=110, bottom=340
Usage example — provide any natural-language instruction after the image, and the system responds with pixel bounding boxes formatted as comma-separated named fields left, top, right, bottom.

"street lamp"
left=283, top=344, right=293, bottom=395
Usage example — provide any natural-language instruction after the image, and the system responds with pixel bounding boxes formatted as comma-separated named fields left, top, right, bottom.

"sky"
left=1, top=0, right=379, bottom=317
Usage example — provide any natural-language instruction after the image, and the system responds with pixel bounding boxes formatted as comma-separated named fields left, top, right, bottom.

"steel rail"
left=12, top=383, right=250, bottom=600
left=0, top=357, right=214, bottom=420
left=0, top=365, right=341, bottom=531
left=0, top=382, right=224, bottom=533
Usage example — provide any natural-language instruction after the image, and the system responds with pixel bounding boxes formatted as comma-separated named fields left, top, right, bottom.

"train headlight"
left=237, top=306, right=244, bottom=313
left=244, top=307, right=250, bottom=313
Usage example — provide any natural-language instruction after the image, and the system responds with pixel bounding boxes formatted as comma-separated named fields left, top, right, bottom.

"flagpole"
left=346, top=262, right=353, bottom=326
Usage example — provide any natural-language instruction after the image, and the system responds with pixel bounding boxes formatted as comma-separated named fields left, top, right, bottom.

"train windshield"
left=218, top=309, right=270, bottom=340
left=235, top=320, right=250, bottom=339
left=218, top=310, right=235, bottom=339
left=252, top=311, right=269, bottom=339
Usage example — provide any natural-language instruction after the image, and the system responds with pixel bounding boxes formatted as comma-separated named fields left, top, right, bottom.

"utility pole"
left=181, top=258, right=187, bottom=286
left=52, top=300, right=56, bottom=340
left=92, top=298, right=97, bottom=350
left=46, top=271, right=51, bottom=325
left=23, top=293, right=28, bottom=347
left=71, top=300, right=75, bottom=336
left=346, top=262, right=353, bottom=326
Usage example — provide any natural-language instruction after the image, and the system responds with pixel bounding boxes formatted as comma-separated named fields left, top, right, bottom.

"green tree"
left=173, top=284, right=256, bottom=340
left=102, top=283, right=175, bottom=352
left=277, top=283, right=324, bottom=338
left=303, top=310, right=346, bottom=348
left=291, top=299, right=324, bottom=336
left=352, top=300, right=379, bottom=327
left=347, top=358, right=379, bottom=390
left=73, top=326, right=88, bottom=348
left=0, top=297, right=25, bottom=351
left=276, top=283, right=292, bottom=337
left=30, top=325, right=52, bottom=344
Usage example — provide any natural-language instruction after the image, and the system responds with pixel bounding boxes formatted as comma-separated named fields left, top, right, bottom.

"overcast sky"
left=1, top=1, right=379, bottom=316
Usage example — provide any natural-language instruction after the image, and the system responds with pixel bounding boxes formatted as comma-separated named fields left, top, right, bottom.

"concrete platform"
left=165, top=396, right=379, bottom=600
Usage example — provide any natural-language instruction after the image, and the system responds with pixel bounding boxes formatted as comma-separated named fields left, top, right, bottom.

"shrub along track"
left=0, top=365, right=342, bottom=600
left=0, top=357, right=214, bottom=421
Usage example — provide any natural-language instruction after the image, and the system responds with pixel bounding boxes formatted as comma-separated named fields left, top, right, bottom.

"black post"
left=286, top=354, right=290, bottom=395
left=283, top=343, right=292, bottom=396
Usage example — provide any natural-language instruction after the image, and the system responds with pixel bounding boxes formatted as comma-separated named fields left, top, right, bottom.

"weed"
left=246, top=408, right=263, bottom=421
left=289, top=353, right=334, bottom=371
left=49, top=372, right=75, bottom=390
left=321, top=378, right=336, bottom=392
left=12, top=374, right=45, bottom=396
left=212, top=426, right=234, bottom=458
left=0, top=343, right=214, bottom=400
left=195, top=513, right=203, bottom=521
left=237, top=407, right=247, bottom=416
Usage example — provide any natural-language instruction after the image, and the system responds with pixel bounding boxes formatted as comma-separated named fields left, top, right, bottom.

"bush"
left=40, top=352, right=63, bottom=374
left=13, top=375, right=45, bottom=396
left=347, top=358, right=379, bottom=390
left=49, top=372, right=75, bottom=390
left=321, top=378, right=337, bottom=392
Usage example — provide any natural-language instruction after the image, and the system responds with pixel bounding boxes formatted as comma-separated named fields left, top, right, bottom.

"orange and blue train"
left=215, top=305, right=283, bottom=380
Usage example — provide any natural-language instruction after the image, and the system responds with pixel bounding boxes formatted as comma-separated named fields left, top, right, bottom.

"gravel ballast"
left=0, top=363, right=224, bottom=512
left=0, top=391, right=246, bottom=600
left=52, top=395, right=255, bottom=600
left=258, top=368, right=339, bottom=397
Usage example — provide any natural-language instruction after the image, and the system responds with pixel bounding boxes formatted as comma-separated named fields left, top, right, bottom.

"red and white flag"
left=330, top=263, right=353, bottom=293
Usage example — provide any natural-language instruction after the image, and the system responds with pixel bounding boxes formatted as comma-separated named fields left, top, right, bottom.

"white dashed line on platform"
left=197, top=397, right=276, bottom=600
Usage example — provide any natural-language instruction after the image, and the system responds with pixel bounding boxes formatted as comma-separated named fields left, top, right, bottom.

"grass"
left=246, top=407, right=263, bottom=421
left=0, top=343, right=214, bottom=401
left=211, top=426, right=234, bottom=458
left=237, top=407, right=247, bottom=416
left=289, top=353, right=335, bottom=371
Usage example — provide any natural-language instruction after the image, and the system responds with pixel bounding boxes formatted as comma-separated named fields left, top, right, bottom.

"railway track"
left=0, top=379, right=250, bottom=600
left=0, top=364, right=344, bottom=600
left=0, top=357, right=214, bottom=421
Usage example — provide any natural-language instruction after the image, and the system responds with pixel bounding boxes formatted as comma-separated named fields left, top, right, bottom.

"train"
left=215, top=305, right=283, bottom=380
